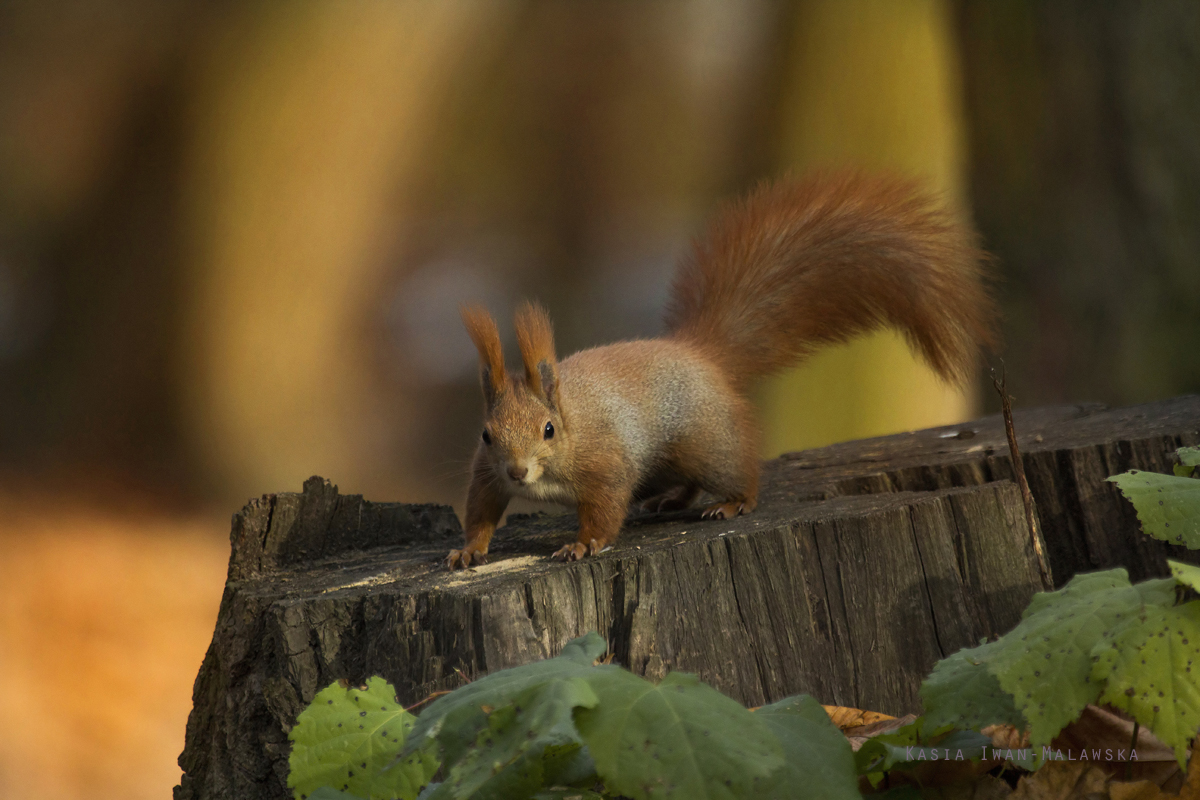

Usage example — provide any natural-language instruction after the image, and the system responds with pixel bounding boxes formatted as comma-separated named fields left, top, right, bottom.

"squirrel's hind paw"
left=701, top=497, right=757, bottom=520
left=636, top=484, right=700, bottom=514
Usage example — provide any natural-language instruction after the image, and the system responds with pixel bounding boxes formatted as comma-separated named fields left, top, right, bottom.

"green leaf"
left=1170, top=561, right=1200, bottom=593
left=531, top=790, right=609, bottom=800
left=1108, top=470, right=1200, bottom=548
left=922, top=568, right=1200, bottom=754
left=576, top=668, right=784, bottom=800
left=985, top=569, right=1144, bottom=744
left=309, top=789, right=369, bottom=800
left=428, top=678, right=599, bottom=800
left=1018, top=569, right=1130, bottom=619
left=853, top=718, right=988, bottom=781
left=538, top=740, right=600, bottom=790
left=289, top=677, right=437, bottom=800
left=920, top=644, right=1024, bottom=732
left=753, top=695, right=860, bottom=800
left=1137, top=578, right=1181, bottom=606
left=1092, top=601, right=1200, bottom=765
left=1178, top=447, right=1200, bottom=468
left=934, top=728, right=994, bottom=756
left=853, top=719, right=922, bottom=778
left=404, top=632, right=606, bottom=762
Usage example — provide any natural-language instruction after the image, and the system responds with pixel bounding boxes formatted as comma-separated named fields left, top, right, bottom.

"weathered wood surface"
left=176, top=395, right=1200, bottom=800
left=773, top=394, right=1200, bottom=582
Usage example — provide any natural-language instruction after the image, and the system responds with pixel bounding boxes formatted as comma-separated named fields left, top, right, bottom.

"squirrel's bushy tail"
left=664, top=172, right=998, bottom=392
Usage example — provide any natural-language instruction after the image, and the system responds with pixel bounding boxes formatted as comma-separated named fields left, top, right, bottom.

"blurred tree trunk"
left=0, top=5, right=206, bottom=495
left=955, top=1, right=1200, bottom=408
left=179, top=3, right=504, bottom=506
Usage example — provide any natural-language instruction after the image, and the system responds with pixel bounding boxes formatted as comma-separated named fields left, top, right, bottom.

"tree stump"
left=176, top=395, right=1200, bottom=800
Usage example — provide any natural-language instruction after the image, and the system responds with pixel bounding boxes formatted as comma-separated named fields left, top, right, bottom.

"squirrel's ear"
left=514, top=301, right=559, bottom=409
left=461, top=304, right=506, bottom=408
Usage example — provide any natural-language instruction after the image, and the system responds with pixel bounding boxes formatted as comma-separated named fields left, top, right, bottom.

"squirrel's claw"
left=551, top=539, right=601, bottom=562
left=445, top=547, right=488, bottom=570
left=551, top=542, right=587, bottom=561
left=701, top=497, right=757, bottom=520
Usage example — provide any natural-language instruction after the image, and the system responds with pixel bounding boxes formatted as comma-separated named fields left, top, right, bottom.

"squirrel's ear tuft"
left=461, top=304, right=506, bottom=407
left=514, top=301, right=559, bottom=408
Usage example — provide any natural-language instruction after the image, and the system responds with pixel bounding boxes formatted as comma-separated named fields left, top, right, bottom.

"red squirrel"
left=445, top=172, right=997, bottom=569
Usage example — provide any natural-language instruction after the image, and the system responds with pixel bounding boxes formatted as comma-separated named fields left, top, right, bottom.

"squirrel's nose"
left=507, top=465, right=528, bottom=483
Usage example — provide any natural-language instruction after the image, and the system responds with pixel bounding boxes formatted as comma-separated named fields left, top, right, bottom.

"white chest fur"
left=511, top=476, right=578, bottom=507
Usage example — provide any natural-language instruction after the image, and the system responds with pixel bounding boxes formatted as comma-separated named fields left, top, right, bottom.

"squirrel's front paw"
left=551, top=539, right=600, bottom=562
left=445, top=546, right=488, bottom=570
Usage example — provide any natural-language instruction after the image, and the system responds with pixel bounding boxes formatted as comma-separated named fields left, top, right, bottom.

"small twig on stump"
left=992, top=367, right=1053, bottom=591
left=404, top=689, right=453, bottom=712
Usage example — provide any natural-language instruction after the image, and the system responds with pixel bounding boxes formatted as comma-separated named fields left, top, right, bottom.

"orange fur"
left=446, top=448, right=511, bottom=567
left=447, top=172, right=998, bottom=569
left=460, top=304, right=506, bottom=403
left=664, top=171, right=997, bottom=390
left=513, top=301, right=560, bottom=407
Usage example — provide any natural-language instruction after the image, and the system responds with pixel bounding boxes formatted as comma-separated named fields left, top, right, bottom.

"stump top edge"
left=778, top=395, right=1200, bottom=474
left=231, top=481, right=1024, bottom=603
left=223, top=395, right=1200, bottom=590
left=227, top=475, right=462, bottom=582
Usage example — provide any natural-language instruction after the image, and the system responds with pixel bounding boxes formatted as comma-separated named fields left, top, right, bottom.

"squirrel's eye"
left=543, top=421, right=555, bottom=440
left=482, top=429, right=492, bottom=445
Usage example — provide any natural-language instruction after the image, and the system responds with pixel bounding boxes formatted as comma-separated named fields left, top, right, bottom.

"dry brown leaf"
left=903, top=759, right=1006, bottom=793
left=846, top=713, right=919, bottom=752
left=1179, top=739, right=1200, bottom=800
left=1010, top=761, right=1109, bottom=799
left=984, top=724, right=1030, bottom=751
left=844, top=703, right=1200, bottom=799
left=1054, top=707, right=1174, bottom=763
left=973, top=775, right=1018, bottom=800
left=824, top=704, right=897, bottom=730
left=1050, top=706, right=1180, bottom=789
left=1108, top=781, right=1167, bottom=800
left=917, top=775, right=1013, bottom=800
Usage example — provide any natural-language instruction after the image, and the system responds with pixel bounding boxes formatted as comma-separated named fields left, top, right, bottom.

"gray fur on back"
left=560, top=340, right=732, bottom=478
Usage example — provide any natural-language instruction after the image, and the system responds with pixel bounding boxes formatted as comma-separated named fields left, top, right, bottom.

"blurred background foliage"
left=0, top=2, right=1196, bottom=799
left=2, top=0, right=1197, bottom=512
